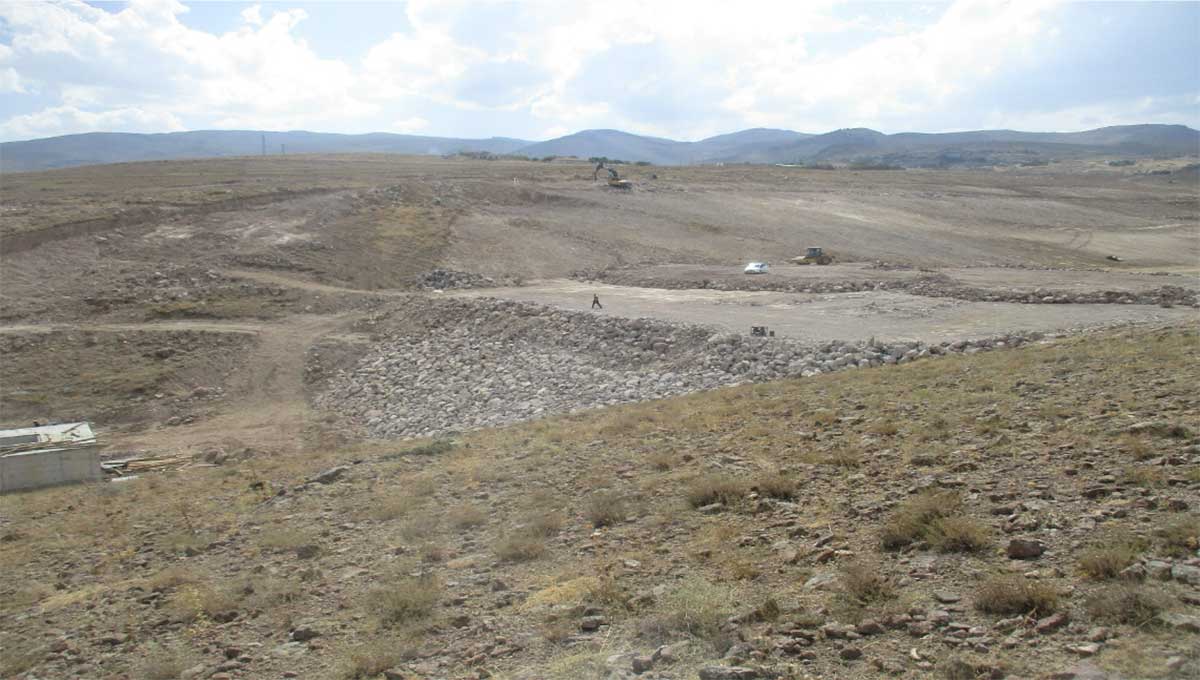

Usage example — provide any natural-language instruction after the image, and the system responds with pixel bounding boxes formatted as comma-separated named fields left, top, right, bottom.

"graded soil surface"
left=457, top=279, right=1197, bottom=344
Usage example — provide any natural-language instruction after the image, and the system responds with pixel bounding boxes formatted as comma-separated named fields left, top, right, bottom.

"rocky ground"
left=317, top=296, right=1045, bottom=439
left=2, top=325, right=1197, bottom=680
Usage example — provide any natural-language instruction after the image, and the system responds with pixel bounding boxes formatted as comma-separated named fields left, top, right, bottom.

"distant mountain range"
left=1, top=124, right=1196, bottom=172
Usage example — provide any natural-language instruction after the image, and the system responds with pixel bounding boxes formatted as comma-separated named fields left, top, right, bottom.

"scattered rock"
left=1157, top=612, right=1200, bottom=633
left=1006, top=538, right=1045, bottom=559
left=839, top=647, right=863, bottom=661
left=697, top=666, right=765, bottom=680
left=290, top=625, right=321, bottom=642
left=1035, top=612, right=1070, bottom=634
left=310, top=465, right=349, bottom=484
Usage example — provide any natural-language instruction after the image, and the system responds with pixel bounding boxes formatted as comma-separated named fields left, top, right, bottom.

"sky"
left=0, top=0, right=1196, bottom=142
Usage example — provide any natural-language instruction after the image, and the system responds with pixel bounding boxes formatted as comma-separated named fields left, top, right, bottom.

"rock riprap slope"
left=318, top=297, right=1043, bottom=438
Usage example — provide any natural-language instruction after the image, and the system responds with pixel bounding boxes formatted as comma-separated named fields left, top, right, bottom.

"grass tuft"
left=1078, top=533, right=1147, bottom=580
left=586, top=492, right=627, bottom=528
left=1155, top=514, right=1199, bottom=557
left=494, top=533, right=546, bottom=562
left=368, top=574, right=440, bottom=626
left=974, top=575, right=1059, bottom=616
left=685, top=474, right=747, bottom=508
left=926, top=516, right=992, bottom=553
left=753, top=472, right=798, bottom=500
left=880, top=490, right=963, bottom=550
left=1085, top=584, right=1172, bottom=626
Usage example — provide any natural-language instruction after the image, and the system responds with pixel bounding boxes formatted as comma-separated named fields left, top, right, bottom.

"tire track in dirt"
left=106, top=313, right=355, bottom=457
left=0, top=320, right=266, bottom=335
left=223, top=269, right=416, bottom=297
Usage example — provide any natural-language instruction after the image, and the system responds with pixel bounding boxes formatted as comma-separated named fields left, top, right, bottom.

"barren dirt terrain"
left=0, top=155, right=1198, bottom=680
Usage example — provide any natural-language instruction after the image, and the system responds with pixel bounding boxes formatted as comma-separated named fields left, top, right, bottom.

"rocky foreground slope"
left=2, top=324, right=1196, bottom=680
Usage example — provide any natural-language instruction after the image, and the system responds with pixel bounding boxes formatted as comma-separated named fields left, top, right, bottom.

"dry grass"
left=810, top=448, right=862, bottom=469
left=869, top=420, right=900, bottom=436
left=926, top=516, right=993, bottom=553
left=368, top=575, right=441, bottom=627
left=1078, top=533, right=1147, bottom=580
left=495, top=532, right=547, bottom=562
left=522, top=510, right=566, bottom=537
left=257, top=526, right=315, bottom=553
left=145, top=565, right=199, bottom=592
left=752, top=472, right=798, bottom=500
left=447, top=504, right=487, bottom=529
left=973, top=575, right=1059, bottom=616
left=638, top=577, right=737, bottom=647
left=647, top=451, right=674, bottom=471
left=880, top=490, right=963, bottom=550
left=834, top=560, right=898, bottom=620
left=165, top=582, right=238, bottom=623
left=335, top=637, right=416, bottom=679
left=132, top=643, right=198, bottom=680
left=1085, top=584, right=1172, bottom=626
left=586, top=492, right=627, bottom=528
left=1156, top=514, right=1199, bottom=556
left=364, top=493, right=425, bottom=522
left=0, top=639, right=41, bottom=677
left=685, top=474, right=747, bottom=508
left=1115, top=433, right=1154, bottom=461
left=1121, top=465, right=1165, bottom=488
left=399, top=513, right=443, bottom=542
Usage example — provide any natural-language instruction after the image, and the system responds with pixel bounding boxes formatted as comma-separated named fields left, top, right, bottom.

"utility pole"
left=261, top=134, right=266, bottom=156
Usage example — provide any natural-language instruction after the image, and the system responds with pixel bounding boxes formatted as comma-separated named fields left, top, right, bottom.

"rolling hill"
left=0, top=130, right=533, bottom=173
left=1, top=124, right=1195, bottom=172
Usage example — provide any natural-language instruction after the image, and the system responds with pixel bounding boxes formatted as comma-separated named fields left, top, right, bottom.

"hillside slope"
left=1, top=325, right=1196, bottom=679
left=0, top=130, right=533, bottom=172
left=4, top=125, right=1195, bottom=172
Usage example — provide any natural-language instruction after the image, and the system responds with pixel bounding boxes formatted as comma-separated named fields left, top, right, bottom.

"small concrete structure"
left=0, top=422, right=101, bottom=493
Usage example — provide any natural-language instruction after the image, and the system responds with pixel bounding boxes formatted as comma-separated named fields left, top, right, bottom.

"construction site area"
left=1, top=155, right=1198, bottom=680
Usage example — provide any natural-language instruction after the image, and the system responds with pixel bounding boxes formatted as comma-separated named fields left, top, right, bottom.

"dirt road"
left=457, top=279, right=1199, bottom=344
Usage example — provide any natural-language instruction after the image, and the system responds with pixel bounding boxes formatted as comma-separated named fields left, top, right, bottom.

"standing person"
left=591, top=294, right=603, bottom=310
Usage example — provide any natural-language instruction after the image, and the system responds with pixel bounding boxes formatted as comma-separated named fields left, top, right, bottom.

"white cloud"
left=0, top=0, right=1193, bottom=142
left=982, top=94, right=1200, bottom=132
left=240, top=4, right=263, bottom=26
left=392, top=117, right=429, bottom=133
left=0, top=105, right=184, bottom=139
left=0, top=0, right=377, bottom=139
left=0, top=67, right=23, bottom=94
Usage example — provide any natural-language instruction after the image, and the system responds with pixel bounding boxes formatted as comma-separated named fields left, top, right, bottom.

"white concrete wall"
left=0, top=446, right=102, bottom=493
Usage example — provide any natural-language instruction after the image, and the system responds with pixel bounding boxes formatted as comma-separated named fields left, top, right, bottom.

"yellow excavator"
left=594, top=161, right=632, bottom=190
left=791, top=247, right=833, bottom=265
